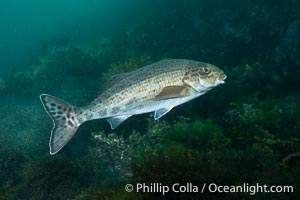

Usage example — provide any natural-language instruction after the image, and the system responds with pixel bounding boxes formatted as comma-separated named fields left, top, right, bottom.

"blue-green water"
left=0, top=0, right=299, bottom=199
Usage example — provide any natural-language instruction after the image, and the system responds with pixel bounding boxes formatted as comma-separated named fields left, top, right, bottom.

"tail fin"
left=40, top=94, right=81, bottom=155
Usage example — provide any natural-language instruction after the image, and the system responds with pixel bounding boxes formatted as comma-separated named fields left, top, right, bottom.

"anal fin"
left=106, top=115, right=132, bottom=129
left=154, top=107, right=173, bottom=120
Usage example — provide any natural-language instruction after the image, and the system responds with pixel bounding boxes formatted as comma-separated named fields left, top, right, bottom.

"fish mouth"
left=221, top=73, right=227, bottom=81
left=216, top=74, right=227, bottom=84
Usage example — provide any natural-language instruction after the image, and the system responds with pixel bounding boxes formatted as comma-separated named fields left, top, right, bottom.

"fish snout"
left=221, top=74, right=227, bottom=81
left=216, top=73, right=227, bottom=84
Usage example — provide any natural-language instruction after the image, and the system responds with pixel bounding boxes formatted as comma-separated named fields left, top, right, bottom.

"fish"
left=40, top=59, right=227, bottom=154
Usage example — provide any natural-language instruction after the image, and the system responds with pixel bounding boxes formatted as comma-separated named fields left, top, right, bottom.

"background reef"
left=0, top=0, right=299, bottom=199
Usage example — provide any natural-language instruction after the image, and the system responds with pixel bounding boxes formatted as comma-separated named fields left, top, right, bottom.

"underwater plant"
left=72, top=187, right=140, bottom=200
left=128, top=112, right=300, bottom=199
left=78, top=37, right=120, bottom=66
left=85, top=119, right=169, bottom=183
left=0, top=149, right=26, bottom=185
left=20, top=157, right=81, bottom=200
left=89, top=132, right=133, bottom=180
left=0, top=181, right=21, bottom=200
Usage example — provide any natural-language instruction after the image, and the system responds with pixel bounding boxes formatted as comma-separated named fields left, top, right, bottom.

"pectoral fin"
left=154, top=107, right=173, bottom=120
left=106, top=115, right=131, bottom=129
left=183, top=79, right=201, bottom=92
left=155, top=86, right=191, bottom=100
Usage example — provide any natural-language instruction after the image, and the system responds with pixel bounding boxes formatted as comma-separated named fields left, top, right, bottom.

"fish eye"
left=200, top=66, right=211, bottom=74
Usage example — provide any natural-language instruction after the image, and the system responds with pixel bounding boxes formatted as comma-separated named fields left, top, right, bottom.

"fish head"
left=184, top=62, right=226, bottom=92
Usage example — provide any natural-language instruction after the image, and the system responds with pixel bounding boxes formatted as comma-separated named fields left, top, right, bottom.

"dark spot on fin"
left=68, top=120, right=75, bottom=127
left=155, top=86, right=191, bottom=100
left=106, top=115, right=132, bottom=129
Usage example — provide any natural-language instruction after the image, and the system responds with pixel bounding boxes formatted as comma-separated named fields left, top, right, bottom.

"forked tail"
left=40, top=94, right=82, bottom=155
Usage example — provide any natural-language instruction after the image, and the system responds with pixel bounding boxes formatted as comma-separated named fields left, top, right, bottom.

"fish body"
left=40, top=59, right=226, bottom=154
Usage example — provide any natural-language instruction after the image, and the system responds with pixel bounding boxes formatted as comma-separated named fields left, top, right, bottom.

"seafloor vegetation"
left=0, top=0, right=299, bottom=199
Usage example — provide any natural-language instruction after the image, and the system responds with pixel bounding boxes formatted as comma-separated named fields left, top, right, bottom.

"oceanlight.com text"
left=124, top=182, right=294, bottom=195
left=208, top=183, right=293, bottom=195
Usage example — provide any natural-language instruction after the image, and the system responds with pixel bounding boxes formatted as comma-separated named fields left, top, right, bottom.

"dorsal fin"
left=99, top=73, right=131, bottom=94
left=107, top=72, right=131, bottom=83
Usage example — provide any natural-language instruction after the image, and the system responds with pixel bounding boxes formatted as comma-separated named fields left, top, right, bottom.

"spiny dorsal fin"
left=107, top=73, right=131, bottom=83
left=99, top=73, right=131, bottom=94
left=155, top=86, right=191, bottom=100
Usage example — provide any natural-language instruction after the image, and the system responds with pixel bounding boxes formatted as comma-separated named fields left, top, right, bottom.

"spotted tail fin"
left=40, top=94, right=81, bottom=155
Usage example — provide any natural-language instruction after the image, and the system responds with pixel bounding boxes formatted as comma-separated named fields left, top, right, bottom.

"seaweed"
left=20, top=157, right=82, bottom=200
left=0, top=181, right=21, bottom=200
